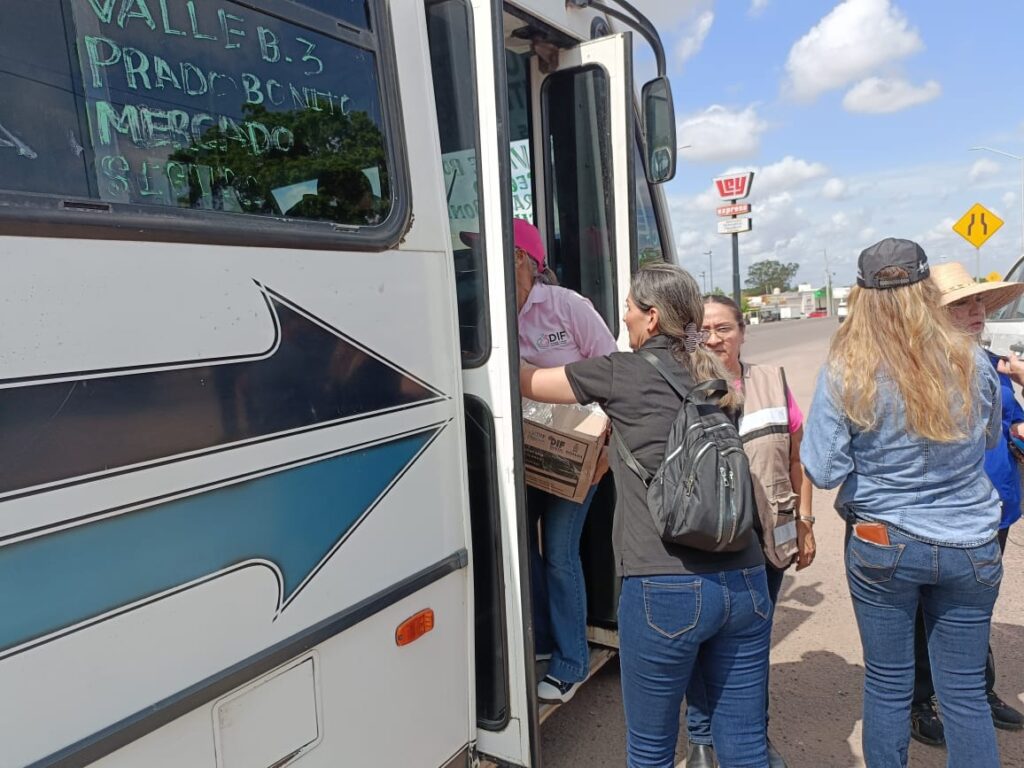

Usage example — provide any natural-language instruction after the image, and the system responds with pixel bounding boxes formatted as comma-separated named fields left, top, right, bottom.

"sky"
left=632, top=0, right=1024, bottom=292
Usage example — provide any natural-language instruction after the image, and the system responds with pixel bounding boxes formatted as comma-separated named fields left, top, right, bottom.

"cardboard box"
left=521, top=399, right=609, bottom=503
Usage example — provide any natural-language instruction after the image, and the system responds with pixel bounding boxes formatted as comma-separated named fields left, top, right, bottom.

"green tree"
left=745, top=259, right=800, bottom=295
left=169, top=103, right=390, bottom=224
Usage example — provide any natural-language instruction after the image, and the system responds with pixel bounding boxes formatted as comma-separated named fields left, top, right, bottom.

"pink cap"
left=458, top=218, right=547, bottom=271
left=512, top=218, right=546, bottom=271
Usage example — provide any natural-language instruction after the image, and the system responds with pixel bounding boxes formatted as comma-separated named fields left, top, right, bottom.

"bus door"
left=425, top=1, right=639, bottom=764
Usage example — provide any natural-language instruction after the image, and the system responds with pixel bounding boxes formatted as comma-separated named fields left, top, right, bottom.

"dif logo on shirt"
left=536, top=329, right=571, bottom=349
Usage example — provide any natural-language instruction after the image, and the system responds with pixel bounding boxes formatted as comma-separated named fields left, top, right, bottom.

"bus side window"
left=542, top=66, right=617, bottom=333
left=634, top=138, right=665, bottom=267
left=426, top=0, right=490, bottom=366
left=0, top=0, right=399, bottom=238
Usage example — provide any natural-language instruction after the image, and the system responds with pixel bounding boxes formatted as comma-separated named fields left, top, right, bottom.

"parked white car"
left=837, top=299, right=848, bottom=322
left=985, top=255, right=1024, bottom=356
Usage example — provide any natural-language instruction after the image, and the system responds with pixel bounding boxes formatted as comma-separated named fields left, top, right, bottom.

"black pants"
left=913, top=527, right=1008, bottom=704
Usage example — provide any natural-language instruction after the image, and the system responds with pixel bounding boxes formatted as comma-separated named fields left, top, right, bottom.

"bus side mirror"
left=642, top=77, right=676, bottom=184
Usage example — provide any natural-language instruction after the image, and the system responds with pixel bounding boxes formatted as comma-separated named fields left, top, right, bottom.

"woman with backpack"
left=683, top=294, right=817, bottom=768
left=521, top=262, right=773, bottom=768
left=801, top=239, right=1004, bottom=768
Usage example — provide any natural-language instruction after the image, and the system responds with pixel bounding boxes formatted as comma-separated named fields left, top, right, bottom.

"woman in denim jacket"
left=801, top=239, right=1004, bottom=768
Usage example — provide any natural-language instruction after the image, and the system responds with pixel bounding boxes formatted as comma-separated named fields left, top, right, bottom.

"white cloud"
left=783, top=0, right=924, bottom=101
left=667, top=159, right=1024, bottom=289
left=640, top=1, right=716, bottom=69
left=752, top=156, right=828, bottom=194
left=676, top=10, right=715, bottom=63
left=643, top=0, right=712, bottom=29
left=1003, top=191, right=1017, bottom=209
left=842, top=77, right=941, bottom=113
left=969, top=157, right=1001, bottom=184
left=749, top=0, right=769, bottom=15
left=678, top=105, right=767, bottom=162
left=823, top=178, right=848, bottom=199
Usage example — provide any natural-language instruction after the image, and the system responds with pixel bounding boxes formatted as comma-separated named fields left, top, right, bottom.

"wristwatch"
left=797, top=514, right=816, bottom=524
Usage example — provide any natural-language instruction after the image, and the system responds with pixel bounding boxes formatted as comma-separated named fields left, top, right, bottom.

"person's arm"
left=789, top=426, right=816, bottom=571
left=984, top=365, right=1002, bottom=450
left=800, top=366, right=853, bottom=490
left=997, top=351, right=1024, bottom=387
left=520, top=363, right=580, bottom=404
left=1004, top=374, right=1024, bottom=440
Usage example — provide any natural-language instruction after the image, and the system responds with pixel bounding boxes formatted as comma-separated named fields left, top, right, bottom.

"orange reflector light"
left=395, top=608, right=435, bottom=646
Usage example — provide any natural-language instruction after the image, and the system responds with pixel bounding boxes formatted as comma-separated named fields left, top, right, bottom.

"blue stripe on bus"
left=0, top=428, right=437, bottom=657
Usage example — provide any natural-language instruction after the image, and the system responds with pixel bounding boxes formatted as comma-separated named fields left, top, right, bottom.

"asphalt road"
left=538, top=317, right=1024, bottom=768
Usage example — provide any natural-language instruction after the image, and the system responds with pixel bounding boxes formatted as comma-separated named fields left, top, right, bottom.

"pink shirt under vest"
left=518, top=284, right=618, bottom=367
left=734, top=376, right=804, bottom=434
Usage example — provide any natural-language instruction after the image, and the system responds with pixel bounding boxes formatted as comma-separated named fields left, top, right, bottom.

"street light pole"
left=700, top=270, right=707, bottom=293
left=704, top=249, right=713, bottom=293
left=970, top=146, right=1024, bottom=262
left=823, top=248, right=832, bottom=317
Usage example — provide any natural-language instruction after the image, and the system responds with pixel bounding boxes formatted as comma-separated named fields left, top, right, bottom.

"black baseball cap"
left=856, top=238, right=930, bottom=289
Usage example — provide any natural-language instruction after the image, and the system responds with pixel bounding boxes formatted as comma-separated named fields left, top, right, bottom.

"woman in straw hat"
left=801, top=238, right=1004, bottom=767
left=909, top=261, right=1024, bottom=747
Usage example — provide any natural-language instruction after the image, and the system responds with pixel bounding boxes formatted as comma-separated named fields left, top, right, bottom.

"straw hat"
left=930, top=262, right=1024, bottom=313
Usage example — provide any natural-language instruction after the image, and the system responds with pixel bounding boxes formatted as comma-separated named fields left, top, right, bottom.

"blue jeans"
left=528, top=485, right=597, bottom=683
left=618, top=567, right=773, bottom=768
left=845, top=522, right=1002, bottom=768
left=685, top=564, right=785, bottom=746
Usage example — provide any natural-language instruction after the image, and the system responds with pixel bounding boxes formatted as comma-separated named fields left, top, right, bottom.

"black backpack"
left=612, top=351, right=756, bottom=552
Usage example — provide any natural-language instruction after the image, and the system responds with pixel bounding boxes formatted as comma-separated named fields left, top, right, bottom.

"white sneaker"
left=537, top=675, right=581, bottom=704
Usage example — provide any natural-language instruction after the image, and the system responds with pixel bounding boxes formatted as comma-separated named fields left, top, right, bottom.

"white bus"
left=0, top=1, right=677, bottom=766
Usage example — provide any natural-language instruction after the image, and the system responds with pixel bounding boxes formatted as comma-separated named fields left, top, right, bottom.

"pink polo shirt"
left=518, top=284, right=618, bottom=367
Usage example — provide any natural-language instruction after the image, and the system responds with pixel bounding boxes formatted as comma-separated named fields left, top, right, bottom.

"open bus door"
left=473, top=16, right=637, bottom=768
left=425, top=1, right=672, bottom=763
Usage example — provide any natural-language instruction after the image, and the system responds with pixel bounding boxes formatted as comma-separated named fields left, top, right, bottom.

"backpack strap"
left=638, top=350, right=729, bottom=402
left=611, top=428, right=652, bottom=487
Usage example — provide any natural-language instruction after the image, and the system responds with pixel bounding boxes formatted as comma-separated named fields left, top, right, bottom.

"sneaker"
left=537, top=675, right=581, bottom=704
left=989, top=691, right=1024, bottom=731
left=684, top=742, right=717, bottom=768
left=535, top=652, right=552, bottom=662
left=767, top=738, right=789, bottom=768
left=910, top=698, right=945, bottom=746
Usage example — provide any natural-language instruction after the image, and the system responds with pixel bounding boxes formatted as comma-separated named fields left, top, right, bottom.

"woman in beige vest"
left=683, top=295, right=815, bottom=768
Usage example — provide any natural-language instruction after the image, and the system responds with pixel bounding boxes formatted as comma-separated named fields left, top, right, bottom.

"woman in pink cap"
left=511, top=217, right=618, bottom=703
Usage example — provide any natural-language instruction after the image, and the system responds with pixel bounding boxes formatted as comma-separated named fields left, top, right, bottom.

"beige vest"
left=739, top=363, right=799, bottom=569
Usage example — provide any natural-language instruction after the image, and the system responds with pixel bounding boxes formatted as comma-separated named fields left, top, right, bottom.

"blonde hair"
left=829, top=277, right=977, bottom=441
left=630, top=262, right=742, bottom=410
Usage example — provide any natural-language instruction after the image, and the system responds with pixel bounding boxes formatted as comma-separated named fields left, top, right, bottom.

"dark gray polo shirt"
left=565, top=334, right=763, bottom=576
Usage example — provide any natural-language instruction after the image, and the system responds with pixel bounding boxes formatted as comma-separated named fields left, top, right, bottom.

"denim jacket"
left=801, top=347, right=1002, bottom=546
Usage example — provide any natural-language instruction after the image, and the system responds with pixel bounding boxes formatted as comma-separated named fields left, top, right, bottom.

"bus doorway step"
left=537, top=645, right=617, bottom=725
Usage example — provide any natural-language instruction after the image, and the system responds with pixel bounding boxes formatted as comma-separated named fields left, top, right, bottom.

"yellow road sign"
left=953, top=203, right=1003, bottom=248
left=987, top=271, right=1003, bottom=282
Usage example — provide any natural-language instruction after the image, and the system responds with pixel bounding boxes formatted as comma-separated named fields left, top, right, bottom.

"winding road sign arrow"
left=953, top=203, right=1003, bottom=249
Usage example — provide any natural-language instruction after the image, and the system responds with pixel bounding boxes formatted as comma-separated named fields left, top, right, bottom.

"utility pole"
left=970, top=146, right=1024, bottom=261
left=700, top=271, right=707, bottom=293
left=732, top=233, right=741, bottom=307
left=823, top=248, right=833, bottom=317
left=704, top=249, right=713, bottom=294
